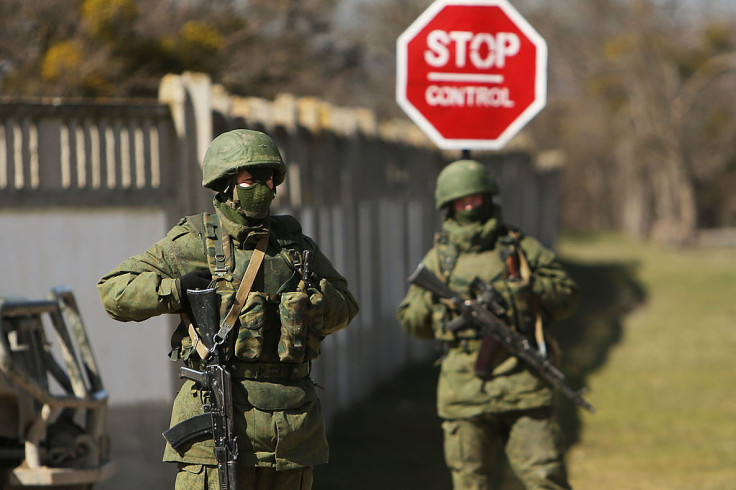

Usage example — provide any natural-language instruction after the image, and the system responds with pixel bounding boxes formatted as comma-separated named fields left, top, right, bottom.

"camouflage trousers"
left=441, top=408, right=570, bottom=490
left=174, top=463, right=313, bottom=490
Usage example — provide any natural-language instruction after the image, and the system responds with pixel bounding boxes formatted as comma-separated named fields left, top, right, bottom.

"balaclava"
left=233, top=168, right=275, bottom=220
left=452, top=194, right=496, bottom=224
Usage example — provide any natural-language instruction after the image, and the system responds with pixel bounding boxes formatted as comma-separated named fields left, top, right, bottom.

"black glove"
left=178, top=269, right=212, bottom=309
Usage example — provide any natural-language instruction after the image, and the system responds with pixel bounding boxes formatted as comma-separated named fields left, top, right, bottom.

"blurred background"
left=3, top=0, right=736, bottom=246
left=0, top=0, right=734, bottom=489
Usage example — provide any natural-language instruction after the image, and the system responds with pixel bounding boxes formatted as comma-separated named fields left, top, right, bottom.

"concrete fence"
left=0, top=72, right=561, bottom=489
left=0, top=100, right=174, bottom=205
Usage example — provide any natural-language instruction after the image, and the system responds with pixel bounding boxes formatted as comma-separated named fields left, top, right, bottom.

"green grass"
left=559, top=233, right=736, bottom=490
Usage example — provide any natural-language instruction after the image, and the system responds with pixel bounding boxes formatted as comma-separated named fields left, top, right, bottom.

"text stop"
left=424, top=30, right=521, bottom=69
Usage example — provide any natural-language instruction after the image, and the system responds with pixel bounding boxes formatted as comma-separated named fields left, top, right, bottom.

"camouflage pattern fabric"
left=396, top=215, right=578, bottom=489
left=397, top=217, right=578, bottom=418
left=162, top=377, right=329, bottom=469
left=97, top=202, right=358, bottom=471
left=442, top=409, right=569, bottom=490
left=175, top=463, right=313, bottom=490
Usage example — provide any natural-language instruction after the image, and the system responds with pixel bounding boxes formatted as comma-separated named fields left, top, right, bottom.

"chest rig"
left=433, top=226, right=522, bottom=340
left=174, top=213, right=319, bottom=366
left=433, top=226, right=549, bottom=357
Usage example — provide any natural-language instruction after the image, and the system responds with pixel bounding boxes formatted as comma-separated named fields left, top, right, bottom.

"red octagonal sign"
left=396, top=0, right=547, bottom=150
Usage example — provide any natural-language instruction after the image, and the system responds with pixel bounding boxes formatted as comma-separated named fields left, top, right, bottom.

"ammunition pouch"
left=234, top=292, right=269, bottom=361
left=278, top=289, right=325, bottom=363
left=278, top=292, right=308, bottom=363
left=173, top=211, right=326, bottom=367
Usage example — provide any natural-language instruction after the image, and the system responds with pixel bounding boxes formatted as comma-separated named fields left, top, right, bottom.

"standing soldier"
left=396, top=159, right=579, bottom=490
left=98, top=129, right=359, bottom=489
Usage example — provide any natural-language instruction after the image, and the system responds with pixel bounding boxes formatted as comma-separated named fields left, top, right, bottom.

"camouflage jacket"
left=97, top=204, right=359, bottom=469
left=396, top=217, right=578, bottom=419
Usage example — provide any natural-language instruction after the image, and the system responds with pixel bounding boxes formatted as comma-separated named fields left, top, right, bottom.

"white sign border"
left=396, top=0, right=548, bottom=151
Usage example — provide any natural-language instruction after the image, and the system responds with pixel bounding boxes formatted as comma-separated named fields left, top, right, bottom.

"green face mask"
left=236, top=183, right=273, bottom=219
left=234, top=168, right=275, bottom=219
left=454, top=208, right=481, bottom=224
left=453, top=199, right=495, bottom=224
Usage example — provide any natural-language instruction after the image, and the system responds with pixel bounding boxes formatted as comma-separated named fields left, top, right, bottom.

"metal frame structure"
left=0, top=287, right=114, bottom=488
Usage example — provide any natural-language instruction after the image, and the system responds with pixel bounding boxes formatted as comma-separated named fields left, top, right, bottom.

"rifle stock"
left=408, top=264, right=595, bottom=413
left=186, top=287, right=219, bottom=353
left=407, top=263, right=463, bottom=304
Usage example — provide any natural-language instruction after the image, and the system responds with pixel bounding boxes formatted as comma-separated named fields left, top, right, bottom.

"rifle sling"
left=214, top=234, right=269, bottom=345
left=186, top=314, right=211, bottom=360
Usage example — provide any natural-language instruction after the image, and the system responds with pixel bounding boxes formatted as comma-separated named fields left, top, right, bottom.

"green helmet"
left=435, top=159, right=499, bottom=209
left=202, top=129, right=286, bottom=191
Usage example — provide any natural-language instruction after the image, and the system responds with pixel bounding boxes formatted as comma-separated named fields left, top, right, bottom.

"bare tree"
left=518, top=0, right=736, bottom=245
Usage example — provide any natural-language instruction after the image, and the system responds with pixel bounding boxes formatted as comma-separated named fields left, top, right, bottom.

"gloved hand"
left=506, top=278, right=534, bottom=299
left=491, top=277, right=535, bottom=314
left=177, top=269, right=212, bottom=309
left=319, top=278, right=350, bottom=332
left=499, top=278, right=536, bottom=333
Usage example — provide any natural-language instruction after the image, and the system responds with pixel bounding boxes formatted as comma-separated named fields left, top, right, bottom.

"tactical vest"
left=432, top=225, right=528, bottom=341
left=433, top=225, right=553, bottom=360
left=170, top=213, right=325, bottom=366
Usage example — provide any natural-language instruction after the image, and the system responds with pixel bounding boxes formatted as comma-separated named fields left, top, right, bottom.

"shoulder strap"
left=180, top=213, right=227, bottom=360
left=187, top=321, right=211, bottom=360
left=200, top=212, right=232, bottom=276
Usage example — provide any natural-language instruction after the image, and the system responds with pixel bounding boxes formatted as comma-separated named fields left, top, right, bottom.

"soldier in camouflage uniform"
left=98, top=129, right=359, bottom=489
left=397, top=160, right=579, bottom=490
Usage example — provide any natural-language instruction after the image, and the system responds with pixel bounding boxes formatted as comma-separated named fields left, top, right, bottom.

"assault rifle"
left=408, top=264, right=595, bottom=413
left=162, top=288, right=239, bottom=489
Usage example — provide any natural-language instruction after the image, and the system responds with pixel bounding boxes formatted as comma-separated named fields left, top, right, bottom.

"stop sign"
left=396, top=0, right=547, bottom=150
